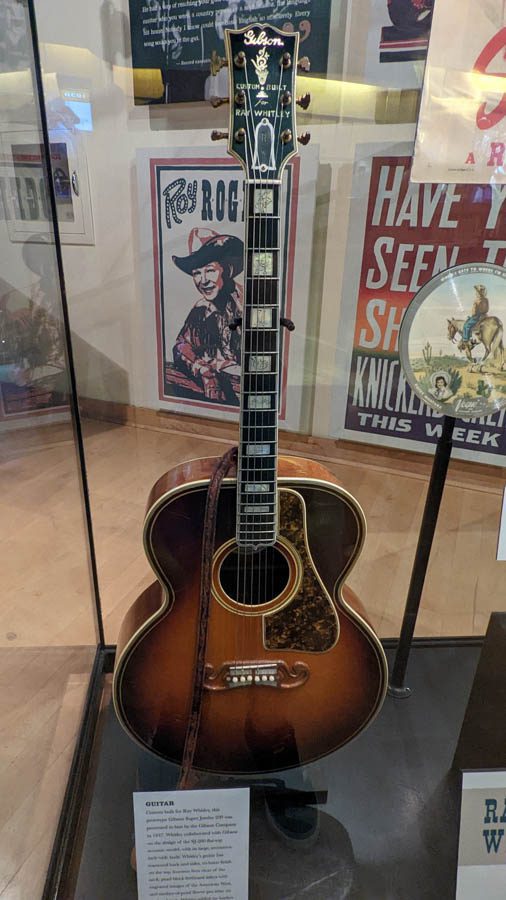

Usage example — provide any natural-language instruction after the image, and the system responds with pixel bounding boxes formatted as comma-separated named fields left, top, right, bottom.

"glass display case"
left=0, top=2, right=101, bottom=898
left=2, top=0, right=506, bottom=897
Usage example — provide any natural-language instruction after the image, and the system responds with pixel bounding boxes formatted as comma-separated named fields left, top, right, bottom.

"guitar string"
left=269, top=56, right=287, bottom=609
left=257, top=58, right=282, bottom=608
left=235, top=42, right=288, bottom=629
left=245, top=59, right=269, bottom=611
left=250, top=50, right=286, bottom=609
left=249, top=60, right=263, bottom=612
left=243, top=58, right=263, bottom=612
left=238, top=64, right=258, bottom=623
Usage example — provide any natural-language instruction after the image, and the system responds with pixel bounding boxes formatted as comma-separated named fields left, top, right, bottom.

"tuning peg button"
left=297, top=56, right=311, bottom=72
left=210, top=50, right=228, bottom=76
left=296, top=93, right=311, bottom=110
left=211, top=130, right=229, bottom=141
left=298, top=132, right=311, bottom=146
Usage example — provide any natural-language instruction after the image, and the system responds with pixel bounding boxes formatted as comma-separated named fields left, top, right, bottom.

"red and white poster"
left=136, top=145, right=318, bottom=430
left=332, top=142, right=506, bottom=463
left=413, top=0, right=506, bottom=183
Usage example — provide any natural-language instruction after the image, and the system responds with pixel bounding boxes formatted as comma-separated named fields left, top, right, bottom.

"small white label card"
left=457, top=771, right=506, bottom=898
left=496, top=487, right=506, bottom=560
left=133, top=787, right=250, bottom=900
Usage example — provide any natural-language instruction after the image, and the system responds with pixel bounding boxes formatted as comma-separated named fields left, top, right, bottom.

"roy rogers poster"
left=136, top=145, right=318, bottom=429
left=412, top=0, right=506, bottom=184
left=332, top=142, right=506, bottom=462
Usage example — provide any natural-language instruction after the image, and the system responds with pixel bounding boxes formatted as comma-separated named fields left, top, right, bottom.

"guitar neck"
left=236, top=181, right=281, bottom=549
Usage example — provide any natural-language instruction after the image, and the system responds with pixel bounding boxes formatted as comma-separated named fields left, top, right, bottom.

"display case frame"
left=9, top=0, right=506, bottom=896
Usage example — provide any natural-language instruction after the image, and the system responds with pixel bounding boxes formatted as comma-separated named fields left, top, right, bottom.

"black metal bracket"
left=43, top=645, right=116, bottom=899
left=388, top=415, right=456, bottom=697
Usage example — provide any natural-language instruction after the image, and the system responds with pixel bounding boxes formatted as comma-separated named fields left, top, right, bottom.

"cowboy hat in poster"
left=412, top=0, right=506, bottom=183
left=136, top=145, right=318, bottom=429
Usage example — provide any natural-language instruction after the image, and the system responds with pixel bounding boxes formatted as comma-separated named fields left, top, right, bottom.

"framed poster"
left=412, top=0, right=506, bottom=184
left=331, top=141, right=506, bottom=463
left=136, top=144, right=318, bottom=430
left=128, top=1, right=332, bottom=104
left=344, top=0, right=431, bottom=90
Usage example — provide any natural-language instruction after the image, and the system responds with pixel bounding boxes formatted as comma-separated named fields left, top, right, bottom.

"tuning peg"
left=296, top=93, right=311, bottom=110
left=210, top=50, right=228, bottom=76
left=210, top=97, right=229, bottom=108
left=211, top=130, right=229, bottom=141
left=297, top=56, right=311, bottom=72
left=298, top=132, right=311, bottom=146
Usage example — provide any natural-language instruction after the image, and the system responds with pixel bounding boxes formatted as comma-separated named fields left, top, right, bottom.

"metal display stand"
left=389, top=415, right=456, bottom=697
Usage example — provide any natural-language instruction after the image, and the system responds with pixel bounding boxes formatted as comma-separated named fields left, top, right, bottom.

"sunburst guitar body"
left=113, top=455, right=387, bottom=773
left=113, top=22, right=387, bottom=774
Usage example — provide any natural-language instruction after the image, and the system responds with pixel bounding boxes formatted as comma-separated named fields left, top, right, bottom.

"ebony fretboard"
left=236, top=182, right=281, bottom=548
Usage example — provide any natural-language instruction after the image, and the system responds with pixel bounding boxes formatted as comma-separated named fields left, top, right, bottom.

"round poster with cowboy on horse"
left=399, top=263, right=506, bottom=418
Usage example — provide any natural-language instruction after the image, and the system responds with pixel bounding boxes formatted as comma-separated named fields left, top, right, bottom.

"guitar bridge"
left=204, top=661, right=309, bottom=691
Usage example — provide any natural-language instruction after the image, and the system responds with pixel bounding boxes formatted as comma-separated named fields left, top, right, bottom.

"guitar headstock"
left=212, top=24, right=309, bottom=183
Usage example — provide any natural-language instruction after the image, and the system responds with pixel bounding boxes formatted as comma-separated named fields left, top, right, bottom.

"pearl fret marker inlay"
left=249, top=356, right=271, bottom=372
left=248, top=395, right=271, bottom=409
left=253, top=188, right=274, bottom=214
left=246, top=444, right=271, bottom=455
left=251, top=307, right=273, bottom=328
left=252, top=252, right=273, bottom=276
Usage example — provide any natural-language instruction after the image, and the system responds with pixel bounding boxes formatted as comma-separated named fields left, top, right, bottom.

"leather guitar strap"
left=178, top=445, right=238, bottom=790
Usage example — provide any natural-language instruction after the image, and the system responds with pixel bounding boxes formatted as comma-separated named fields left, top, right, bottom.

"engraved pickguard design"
left=264, top=490, right=338, bottom=652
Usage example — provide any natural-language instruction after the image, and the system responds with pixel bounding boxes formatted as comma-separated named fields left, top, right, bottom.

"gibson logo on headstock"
left=243, top=29, right=284, bottom=47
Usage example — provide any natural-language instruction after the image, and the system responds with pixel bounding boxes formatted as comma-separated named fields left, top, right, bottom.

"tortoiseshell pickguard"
left=264, top=490, right=338, bottom=652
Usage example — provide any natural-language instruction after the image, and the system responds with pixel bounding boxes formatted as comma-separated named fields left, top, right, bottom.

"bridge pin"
left=232, top=676, right=238, bottom=683
left=240, top=675, right=246, bottom=683
left=255, top=675, right=261, bottom=683
left=261, top=675, right=268, bottom=682
left=247, top=675, right=253, bottom=682
left=268, top=675, right=275, bottom=682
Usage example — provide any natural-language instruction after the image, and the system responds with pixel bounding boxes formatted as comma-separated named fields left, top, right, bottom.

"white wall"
left=31, top=0, right=415, bottom=438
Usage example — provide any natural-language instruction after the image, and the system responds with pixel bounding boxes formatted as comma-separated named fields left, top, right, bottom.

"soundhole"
left=219, top=545, right=290, bottom=606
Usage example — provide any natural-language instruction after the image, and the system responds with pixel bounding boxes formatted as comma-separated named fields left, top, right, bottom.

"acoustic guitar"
left=113, top=23, right=388, bottom=774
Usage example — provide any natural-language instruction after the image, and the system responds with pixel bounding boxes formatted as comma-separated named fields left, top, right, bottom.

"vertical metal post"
left=388, top=415, right=456, bottom=697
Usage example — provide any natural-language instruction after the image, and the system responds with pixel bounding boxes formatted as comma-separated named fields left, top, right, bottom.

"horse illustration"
left=447, top=316, right=505, bottom=371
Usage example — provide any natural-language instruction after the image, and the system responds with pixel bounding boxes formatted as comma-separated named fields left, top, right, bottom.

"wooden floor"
left=0, top=419, right=96, bottom=899
left=1, top=414, right=505, bottom=898
left=3, top=414, right=502, bottom=644
left=0, top=647, right=94, bottom=900
left=78, top=417, right=506, bottom=642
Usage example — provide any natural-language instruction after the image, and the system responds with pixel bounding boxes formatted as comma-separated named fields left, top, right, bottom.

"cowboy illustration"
left=460, top=284, right=489, bottom=347
left=429, top=371, right=452, bottom=401
left=172, top=227, right=244, bottom=404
